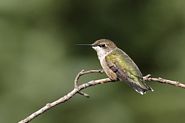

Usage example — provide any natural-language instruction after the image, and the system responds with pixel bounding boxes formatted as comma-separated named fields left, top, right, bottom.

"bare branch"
left=18, top=70, right=111, bottom=123
left=18, top=70, right=185, bottom=123
left=143, top=74, right=185, bottom=89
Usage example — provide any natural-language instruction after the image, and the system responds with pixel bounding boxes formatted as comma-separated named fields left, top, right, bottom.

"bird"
left=91, top=39, right=153, bottom=95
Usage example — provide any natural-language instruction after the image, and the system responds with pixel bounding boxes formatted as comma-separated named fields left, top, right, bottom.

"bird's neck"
left=97, top=49, right=114, bottom=61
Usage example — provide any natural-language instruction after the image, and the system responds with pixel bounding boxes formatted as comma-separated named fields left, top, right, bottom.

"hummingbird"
left=78, top=39, right=153, bottom=95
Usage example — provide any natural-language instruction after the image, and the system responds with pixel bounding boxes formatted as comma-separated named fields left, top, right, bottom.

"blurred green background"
left=1, top=0, right=185, bottom=123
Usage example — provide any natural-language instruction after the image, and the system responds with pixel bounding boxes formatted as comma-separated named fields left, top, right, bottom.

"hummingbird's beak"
left=76, top=44, right=92, bottom=46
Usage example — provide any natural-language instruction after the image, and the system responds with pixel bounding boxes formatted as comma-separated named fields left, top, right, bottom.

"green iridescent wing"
left=105, top=48, right=152, bottom=94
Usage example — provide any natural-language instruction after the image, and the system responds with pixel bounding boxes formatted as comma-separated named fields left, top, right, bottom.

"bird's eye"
left=99, top=44, right=106, bottom=48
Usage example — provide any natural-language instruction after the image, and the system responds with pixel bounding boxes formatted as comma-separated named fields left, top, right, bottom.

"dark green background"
left=0, top=0, right=185, bottom=123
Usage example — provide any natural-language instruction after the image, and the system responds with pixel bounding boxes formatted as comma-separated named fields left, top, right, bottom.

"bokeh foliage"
left=0, top=0, right=185, bottom=123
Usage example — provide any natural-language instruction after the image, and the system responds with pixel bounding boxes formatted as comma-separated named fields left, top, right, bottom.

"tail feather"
left=126, top=81, right=153, bottom=95
left=133, top=84, right=153, bottom=95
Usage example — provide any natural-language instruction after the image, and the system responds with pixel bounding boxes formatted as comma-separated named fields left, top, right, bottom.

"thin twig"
left=18, top=70, right=185, bottom=123
left=143, top=74, right=185, bottom=89
left=74, top=69, right=104, bottom=97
